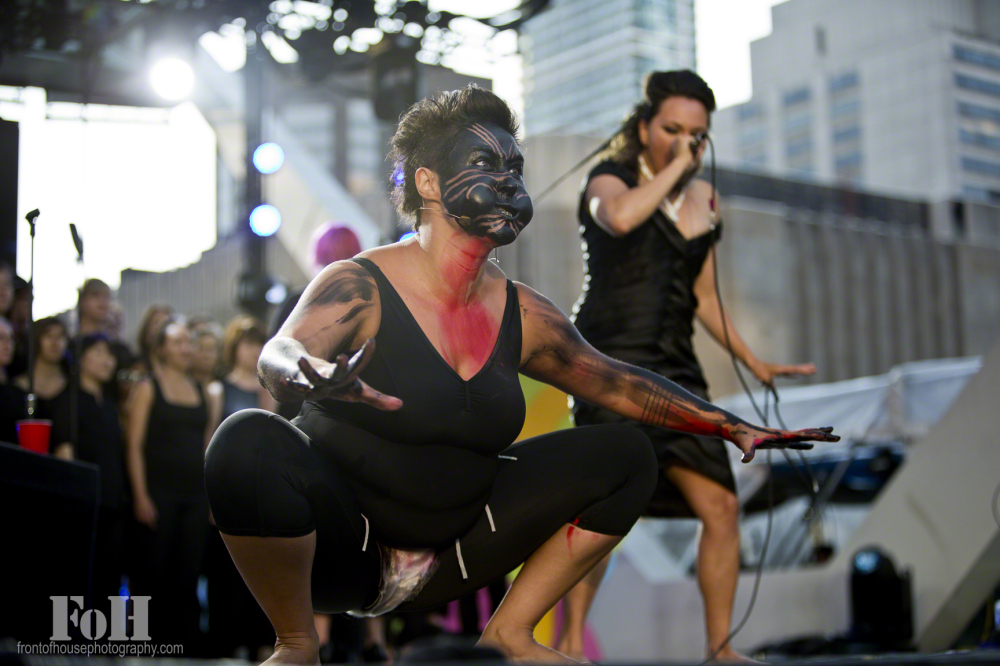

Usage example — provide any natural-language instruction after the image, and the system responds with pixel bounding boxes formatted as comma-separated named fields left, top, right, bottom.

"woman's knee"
left=695, top=486, right=740, bottom=531
left=204, top=409, right=315, bottom=537
left=592, top=424, right=658, bottom=489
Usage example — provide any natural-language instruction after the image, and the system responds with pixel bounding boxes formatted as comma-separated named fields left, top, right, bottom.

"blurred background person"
left=0, top=262, right=13, bottom=322
left=189, top=320, right=223, bottom=387
left=564, top=70, right=816, bottom=662
left=203, top=314, right=276, bottom=661
left=220, top=315, right=275, bottom=416
left=49, top=334, right=129, bottom=625
left=14, top=317, right=69, bottom=422
left=74, top=278, right=136, bottom=404
left=133, top=304, right=175, bottom=376
left=126, top=316, right=221, bottom=650
left=0, top=316, right=27, bottom=444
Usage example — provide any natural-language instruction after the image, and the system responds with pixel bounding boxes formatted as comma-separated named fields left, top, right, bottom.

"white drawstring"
left=485, top=504, right=496, bottom=533
left=361, top=514, right=369, bottom=552
left=455, top=539, right=468, bottom=580
left=498, top=455, right=517, bottom=461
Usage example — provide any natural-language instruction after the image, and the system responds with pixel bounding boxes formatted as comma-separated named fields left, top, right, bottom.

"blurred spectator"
left=73, top=279, right=137, bottom=403
left=221, top=315, right=276, bottom=415
left=0, top=316, right=27, bottom=444
left=270, top=223, right=361, bottom=420
left=49, top=334, right=129, bottom=621
left=6, top=277, right=32, bottom=378
left=0, top=262, right=13, bottom=318
left=14, top=317, right=69, bottom=417
left=203, top=314, right=276, bottom=659
left=190, top=321, right=223, bottom=387
left=134, top=304, right=174, bottom=375
left=126, top=316, right=221, bottom=650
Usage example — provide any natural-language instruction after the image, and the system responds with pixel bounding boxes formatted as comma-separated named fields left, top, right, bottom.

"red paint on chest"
left=439, top=299, right=498, bottom=379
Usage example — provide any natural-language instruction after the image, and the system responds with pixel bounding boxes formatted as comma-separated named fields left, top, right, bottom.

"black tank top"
left=573, top=160, right=722, bottom=390
left=144, top=375, right=208, bottom=499
left=301, top=257, right=526, bottom=547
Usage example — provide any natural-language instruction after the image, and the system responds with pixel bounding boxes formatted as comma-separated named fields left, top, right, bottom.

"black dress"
left=572, top=159, right=736, bottom=518
left=136, top=375, right=209, bottom=650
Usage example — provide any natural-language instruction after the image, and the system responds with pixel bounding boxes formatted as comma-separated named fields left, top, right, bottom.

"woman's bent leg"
left=205, top=410, right=380, bottom=664
left=403, top=424, right=657, bottom=662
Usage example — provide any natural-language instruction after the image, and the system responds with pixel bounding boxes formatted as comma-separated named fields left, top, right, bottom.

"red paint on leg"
left=566, top=517, right=581, bottom=553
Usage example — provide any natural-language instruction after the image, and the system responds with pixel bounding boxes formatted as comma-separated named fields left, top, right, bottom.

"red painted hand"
left=281, top=338, right=403, bottom=411
left=731, top=424, right=838, bottom=463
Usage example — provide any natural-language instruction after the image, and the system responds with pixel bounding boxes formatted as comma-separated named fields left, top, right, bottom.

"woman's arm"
left=693, top=220, right=816, bottom=386
left=585, top=139, right=698, bottom=237
left=260, top=260, right=400, bottom=410
left=516, top=283, right=836, bottom=461
left=125, top=379, right=157, bottom=526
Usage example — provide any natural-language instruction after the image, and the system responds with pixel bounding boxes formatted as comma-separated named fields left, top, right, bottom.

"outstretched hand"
left=280, top=338, right=403, bottom=411
left=731, top=424, right=839, bottom=463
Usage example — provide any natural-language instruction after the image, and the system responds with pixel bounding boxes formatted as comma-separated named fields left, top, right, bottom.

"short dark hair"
left=33, top=316, right=68, bottom=358
left=389, top=85, right=520, bottom=227
left=603, top=70, right=716, bottom=173
left=78, top=277, right=111, bottom=304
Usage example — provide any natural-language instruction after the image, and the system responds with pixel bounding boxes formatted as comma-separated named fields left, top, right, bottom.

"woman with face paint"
left=562, top=71, right=818, bottom=661
left=204, top=85, right=836, bottom=665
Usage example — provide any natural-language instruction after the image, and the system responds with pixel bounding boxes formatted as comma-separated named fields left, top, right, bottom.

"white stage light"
left=250, top=204, right=282, bottom=236
left=253, top=142, right=285, bottom=174
left=150, top=58, right=195, bottom=101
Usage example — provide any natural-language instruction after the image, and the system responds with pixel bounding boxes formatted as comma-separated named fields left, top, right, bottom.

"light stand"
left=24, top=208, right=39, bottom=417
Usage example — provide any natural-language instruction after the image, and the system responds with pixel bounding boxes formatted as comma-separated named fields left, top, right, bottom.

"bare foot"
left=709, top=647, right=760, bottom=663
left=480, top=626, right=581, bottom=664
left=262, top=634, right=320, bottom=666
left=555, top=637, right=588, bottom=663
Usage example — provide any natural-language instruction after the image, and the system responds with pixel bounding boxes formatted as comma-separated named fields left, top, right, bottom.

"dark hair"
left=389, top=85, right=520, bottom=227
left=33, top=316, right=68, bottom=358
left=137, top=303, right=174, bottom=362
left=221, top=315, right=267, bottom=371
left=602, top=70, right=716, bottom=173
left=77, top=277, right=111, bottom=304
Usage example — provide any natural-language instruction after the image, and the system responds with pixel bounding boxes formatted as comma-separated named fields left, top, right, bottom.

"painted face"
left=439, top=123, right=533, bottom=246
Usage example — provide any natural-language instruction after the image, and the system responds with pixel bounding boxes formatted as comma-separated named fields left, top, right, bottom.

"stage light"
left=250, top=204, right=282, bottom=236
left=399, top=231, right=416, bottom=241
left=149, top=58, right=195, bottom=101
left=266, top=282, right=288, bottom=304
left=253, top=142, right=285, bottom=174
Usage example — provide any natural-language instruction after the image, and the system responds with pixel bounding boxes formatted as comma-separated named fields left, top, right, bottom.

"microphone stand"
left=70, top=224, right=84, bottom=450
left=24, top=209, right=39, bottom=417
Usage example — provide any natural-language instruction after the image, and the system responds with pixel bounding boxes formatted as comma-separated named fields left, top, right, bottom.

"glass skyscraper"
left=521, top=0, right=696, bottom=137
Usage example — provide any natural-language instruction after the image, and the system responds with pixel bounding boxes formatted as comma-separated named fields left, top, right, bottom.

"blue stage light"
left=392, top=167, right=405, bottom=187
left=399, top=231, right=416, bottom=241
left=253, top=142, right=285, bottom=174
left=250, top=204, right=281, bottom=236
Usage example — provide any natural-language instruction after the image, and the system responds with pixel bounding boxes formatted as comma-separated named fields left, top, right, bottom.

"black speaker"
left=0, top=442, right=100, bottom=643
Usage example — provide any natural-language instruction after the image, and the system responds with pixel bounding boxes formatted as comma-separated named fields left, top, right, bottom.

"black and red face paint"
left=439, top=123, right=533, bottom=246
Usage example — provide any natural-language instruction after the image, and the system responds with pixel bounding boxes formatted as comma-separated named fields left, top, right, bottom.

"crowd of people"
left=0, top=271, right=290, bottom=658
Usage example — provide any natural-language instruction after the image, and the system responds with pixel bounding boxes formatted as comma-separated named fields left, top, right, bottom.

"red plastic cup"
left=16, top=419, right=52, bottom=454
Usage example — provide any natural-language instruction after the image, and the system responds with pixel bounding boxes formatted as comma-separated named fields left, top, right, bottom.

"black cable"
left=533, top=135, right=614, bottom=203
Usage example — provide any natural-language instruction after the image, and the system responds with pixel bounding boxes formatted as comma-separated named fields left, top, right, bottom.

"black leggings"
left=204, top=409, right=656, bottom=615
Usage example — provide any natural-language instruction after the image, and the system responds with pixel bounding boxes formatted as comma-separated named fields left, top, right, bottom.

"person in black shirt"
left=0, top=316, right=27, bottom=445
left=564, top=70, right=817, bottom=661
left=50, top=334, right=129, bottom=615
